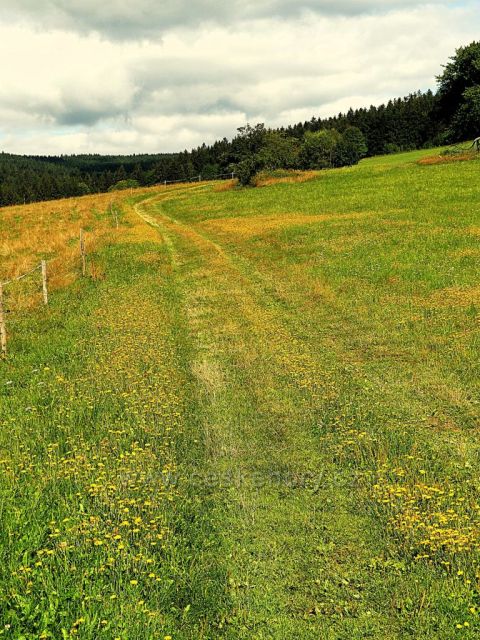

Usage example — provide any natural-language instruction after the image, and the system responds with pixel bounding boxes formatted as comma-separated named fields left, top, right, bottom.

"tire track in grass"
left=134, top=194, right=401, bottom=639
left=136, top=187, right=480, bottom=639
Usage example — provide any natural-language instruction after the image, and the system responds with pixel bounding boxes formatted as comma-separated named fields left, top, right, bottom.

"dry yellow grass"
left=417, top=152, right=478, bottom=166
left=253, top=170, right=320, bottom=187
left=213, top=179, right=237, bottom=193
left=198, top=211, right=371, bottom=240
left=0, top=186, right=162, bottom=309
left=212, top=172, right=318, bottom=191
left=427, top=285, right=480, bottom=309
left=467, top=226, right=480, bottom=237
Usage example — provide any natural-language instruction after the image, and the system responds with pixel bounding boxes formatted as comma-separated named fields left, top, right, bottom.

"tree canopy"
left=437, top=41, right=480, bottom=141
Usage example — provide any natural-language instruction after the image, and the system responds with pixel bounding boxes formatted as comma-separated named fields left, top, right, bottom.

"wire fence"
left=161, top=172, right=236, bottom=186
left=443, top=139, right=480, bottom=155
left=0, top=174, right=236, bottom=358
left=1, top=263, right=43, bottom=287
left=0, top=229, right=89, bottom=358
left=1, top=259, right=51, bottom=355
left=0, top=259, right=51, bottom=357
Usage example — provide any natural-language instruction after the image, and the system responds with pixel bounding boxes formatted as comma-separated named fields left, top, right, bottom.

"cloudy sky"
left=0, top=1, right=478, bottom=155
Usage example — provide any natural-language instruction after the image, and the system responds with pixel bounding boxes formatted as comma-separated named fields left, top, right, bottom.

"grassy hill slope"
left=1, top=148, right=479, bottom=639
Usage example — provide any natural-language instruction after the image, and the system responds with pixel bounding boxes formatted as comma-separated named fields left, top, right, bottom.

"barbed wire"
left=161, top=172, right=236, bottom=186
left=1, top=263, right=42, bottom=288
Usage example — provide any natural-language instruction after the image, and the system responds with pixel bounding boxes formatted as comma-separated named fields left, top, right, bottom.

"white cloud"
left=0, top=0, right=455, bottom=40
left=0, top=2, right=478, bottom=155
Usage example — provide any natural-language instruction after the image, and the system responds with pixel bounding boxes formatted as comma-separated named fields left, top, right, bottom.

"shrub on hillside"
left=233, top=123, right=366, bottom=186
left=108, top=179, right=140, bottom=192
left=333, top=127, right=368, bottom=166
left=235, top=157, right=259, bottom=186
left=299, top=129, right=342, bottom=169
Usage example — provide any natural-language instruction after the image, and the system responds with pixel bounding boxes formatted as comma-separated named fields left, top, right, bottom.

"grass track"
left=134, top=193, right=389, bottom=638
left=1, top=148, right=480, bottom=638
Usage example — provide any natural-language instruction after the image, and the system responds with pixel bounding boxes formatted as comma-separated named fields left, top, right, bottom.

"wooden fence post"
left=80, top=229, right=86, bottom=277
left=0, top=283, right=7, bottom=358
left=111, top=202, right=119, bottom=229
left=41, top=260, right=48, bottom=305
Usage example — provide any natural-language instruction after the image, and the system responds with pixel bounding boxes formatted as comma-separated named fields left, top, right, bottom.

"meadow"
left=0, top=147, right=479, bottom=639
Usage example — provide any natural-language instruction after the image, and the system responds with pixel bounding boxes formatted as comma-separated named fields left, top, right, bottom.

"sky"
left=0, top=1, right=478, bottom=156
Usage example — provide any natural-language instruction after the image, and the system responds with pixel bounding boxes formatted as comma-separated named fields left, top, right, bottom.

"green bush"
left=108, top=179, right=140, bottom=192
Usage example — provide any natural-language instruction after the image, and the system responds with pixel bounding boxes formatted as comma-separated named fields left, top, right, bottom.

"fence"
left=1, top=174, right=235, bottom=358
left=161, top=172, right=236, bottom=186
left=0, top=230, right=88, bottom=358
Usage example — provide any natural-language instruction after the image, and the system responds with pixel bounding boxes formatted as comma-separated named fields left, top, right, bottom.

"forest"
left=0, top=41, right=479, bottom=205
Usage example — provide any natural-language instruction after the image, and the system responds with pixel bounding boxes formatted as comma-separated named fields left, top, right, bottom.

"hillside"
left=1, top=148, right=480, bottom=639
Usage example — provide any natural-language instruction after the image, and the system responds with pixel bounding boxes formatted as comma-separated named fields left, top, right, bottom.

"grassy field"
left=1, top=147, right=479, bottom=639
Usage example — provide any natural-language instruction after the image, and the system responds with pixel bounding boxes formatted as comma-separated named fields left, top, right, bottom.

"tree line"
left=1, top=42, right=479, bottom=204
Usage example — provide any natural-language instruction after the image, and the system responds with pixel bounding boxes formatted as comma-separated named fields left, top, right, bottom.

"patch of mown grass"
left=138, top=148, right=480, bottom=637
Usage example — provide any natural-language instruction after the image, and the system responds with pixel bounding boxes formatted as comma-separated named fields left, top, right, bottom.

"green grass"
left=1, top=148, right=480, bottom=638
